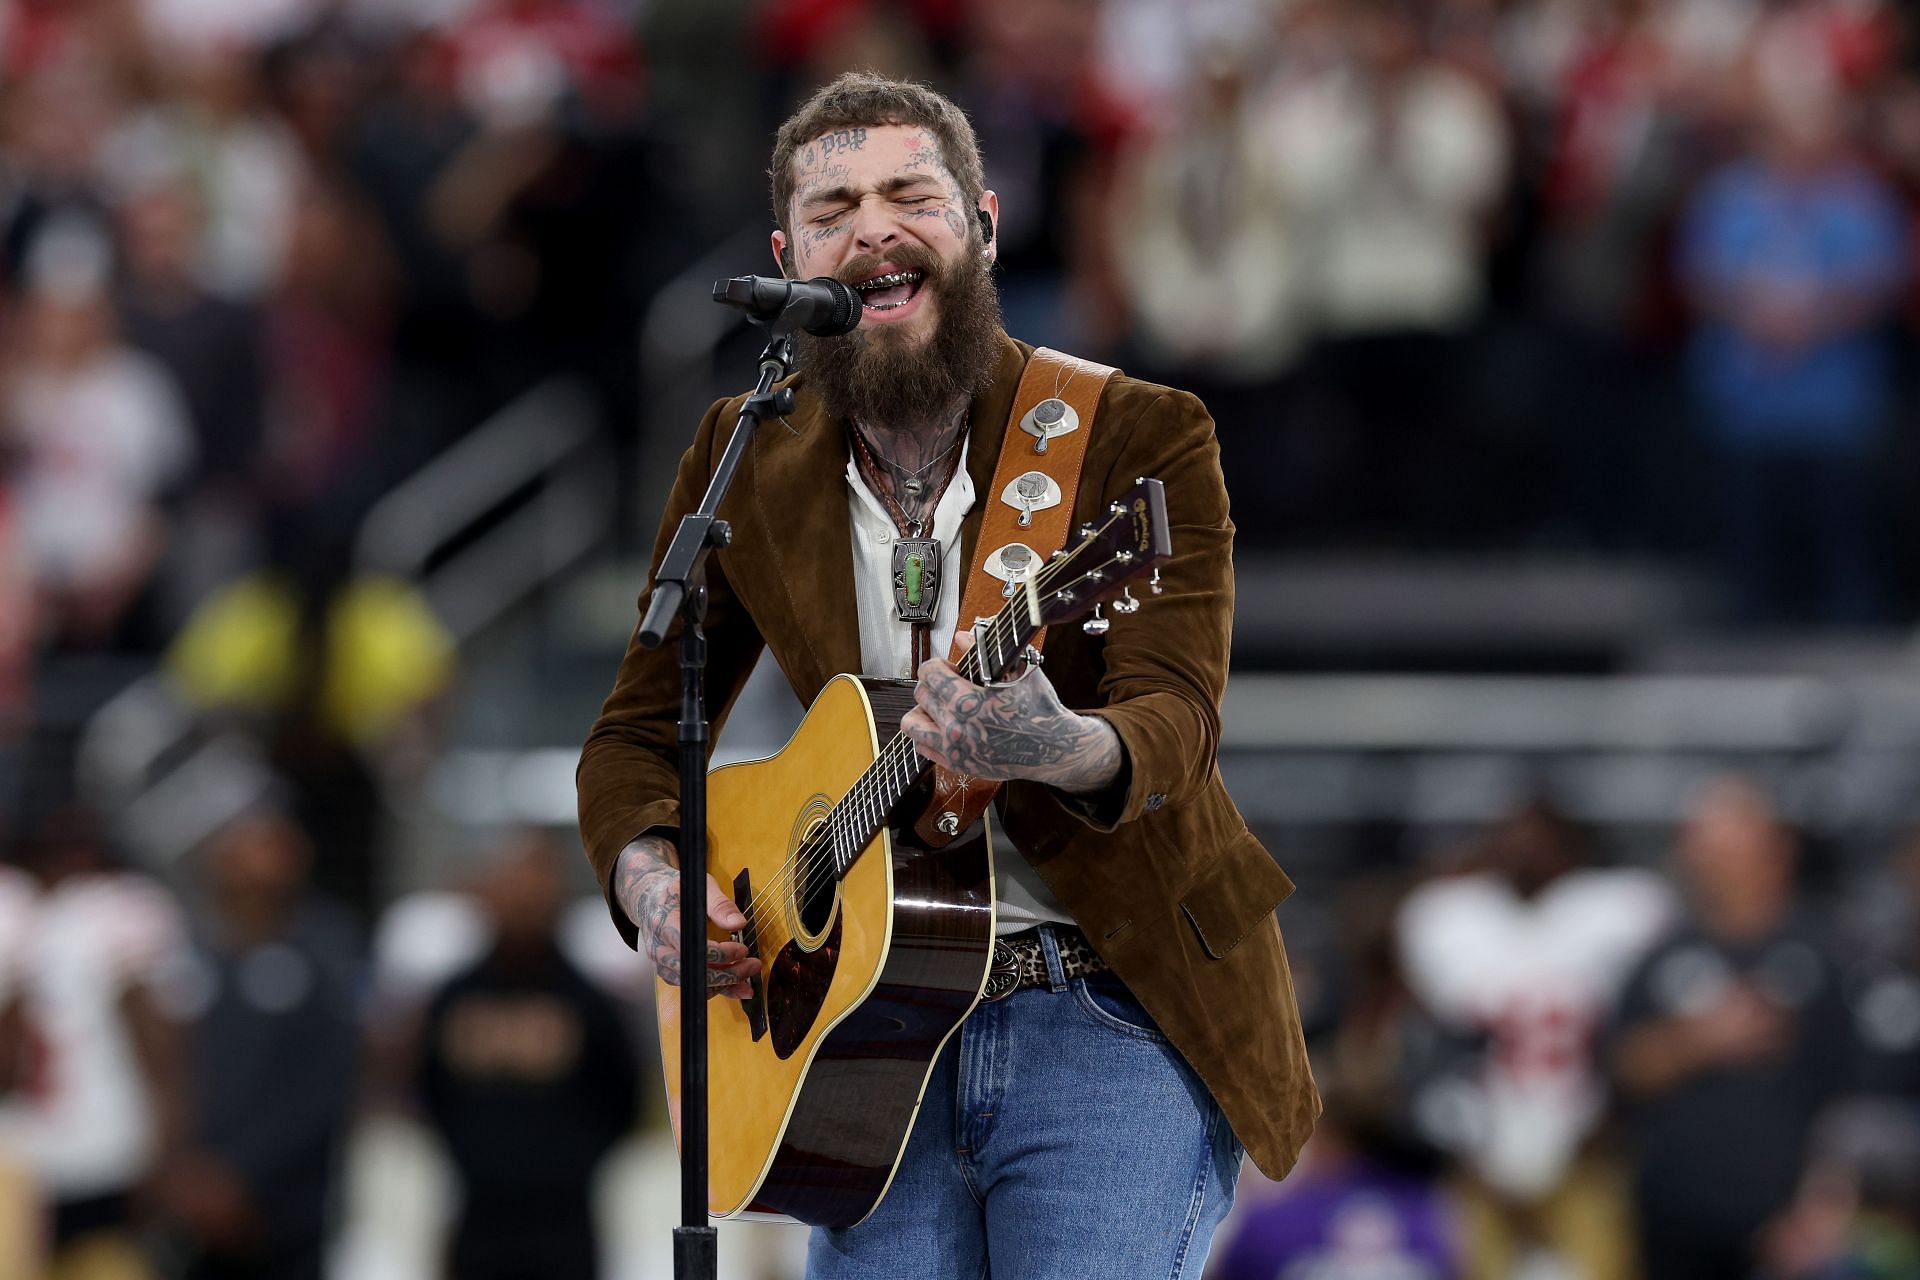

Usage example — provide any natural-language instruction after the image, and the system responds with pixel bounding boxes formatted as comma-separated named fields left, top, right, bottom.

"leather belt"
left=981, top=925, right=1110, bottom=1002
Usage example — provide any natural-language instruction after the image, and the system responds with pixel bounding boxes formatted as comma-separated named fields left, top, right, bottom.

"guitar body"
left=657, top=673, right=997, bottom=1227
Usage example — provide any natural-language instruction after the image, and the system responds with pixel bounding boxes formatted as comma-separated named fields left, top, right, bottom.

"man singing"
left=577, top=72, right=1316, bottom=1278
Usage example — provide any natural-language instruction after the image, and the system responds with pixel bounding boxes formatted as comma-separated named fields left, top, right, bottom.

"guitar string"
left=732, top=527, right=1143, bottom=934
left=730, top=522, right=1136, bottom=937
left=730, top=514, right=1140, bottom=940
left=728, top=523, right=1133, bottom=932
left=728, top=564, right=1044, bottom=934
left=728, top=533, right=1129, bottom=936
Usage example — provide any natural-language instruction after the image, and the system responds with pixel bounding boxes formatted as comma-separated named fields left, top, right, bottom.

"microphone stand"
left=637, top=320, right=797, bottom=1280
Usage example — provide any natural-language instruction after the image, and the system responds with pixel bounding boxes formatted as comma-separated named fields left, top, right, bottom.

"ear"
left=770, top=228, right=791, bottom=277
left=979, top=190, right=1000, bottom=262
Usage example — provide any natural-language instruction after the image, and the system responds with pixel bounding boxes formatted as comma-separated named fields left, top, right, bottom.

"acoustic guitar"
left=657, top=477, right=1173, bottom=1227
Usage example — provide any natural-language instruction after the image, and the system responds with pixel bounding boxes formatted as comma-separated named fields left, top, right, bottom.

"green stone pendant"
left=905, top=554, right=925, bottom=606
left=892, top=536, right=939, bottom=624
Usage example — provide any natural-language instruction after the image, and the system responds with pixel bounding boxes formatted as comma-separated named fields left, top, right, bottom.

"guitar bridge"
left=733, top=867, right=767, bottom=1041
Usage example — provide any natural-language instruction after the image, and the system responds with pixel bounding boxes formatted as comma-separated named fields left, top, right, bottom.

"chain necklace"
left=853, top=418, right=965, bottom=527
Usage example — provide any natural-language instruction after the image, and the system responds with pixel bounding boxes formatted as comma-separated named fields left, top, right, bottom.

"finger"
left=706, top=876, right=745, bottom=930
left=703, top=940, right=749, bottom=967
left=705, top=967, right=762, bottom=1001
left=952, top=630, right=976, bottom=653
left=915, top=657, right=964, bottom=694
left=900, top=710, right=951, bottom=768
left=705, top=957, right=762, bottom=987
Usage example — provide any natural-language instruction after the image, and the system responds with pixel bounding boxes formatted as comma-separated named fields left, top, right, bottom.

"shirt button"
left=873, top=531, right=892, bottom=545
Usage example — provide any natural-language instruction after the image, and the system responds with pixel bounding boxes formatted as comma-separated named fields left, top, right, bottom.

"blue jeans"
left=806, top=925, right=1244, bottom=1279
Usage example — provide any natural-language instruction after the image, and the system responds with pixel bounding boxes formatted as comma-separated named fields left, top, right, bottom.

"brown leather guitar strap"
left=914, top=347, right=1117, bottom=848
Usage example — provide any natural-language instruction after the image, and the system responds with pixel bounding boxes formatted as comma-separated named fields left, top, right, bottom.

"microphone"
left=712, top=275, right=861, bottom=336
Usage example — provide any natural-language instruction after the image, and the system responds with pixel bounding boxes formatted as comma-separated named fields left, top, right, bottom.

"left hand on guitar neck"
left=901, top=633, right=1124, bottom=796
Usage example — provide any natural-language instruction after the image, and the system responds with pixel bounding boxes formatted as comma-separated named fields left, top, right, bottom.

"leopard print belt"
left=981, top=925, right=1110, bottom=1002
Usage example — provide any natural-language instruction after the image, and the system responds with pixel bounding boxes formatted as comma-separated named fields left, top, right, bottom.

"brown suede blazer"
left=577, top=333, right=1319, bottom=1180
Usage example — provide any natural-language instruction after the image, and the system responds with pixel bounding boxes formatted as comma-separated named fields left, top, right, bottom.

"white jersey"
left=1396, top=867, right=1675, bottom=1198
left=0, top=871, right=187, bottom=1200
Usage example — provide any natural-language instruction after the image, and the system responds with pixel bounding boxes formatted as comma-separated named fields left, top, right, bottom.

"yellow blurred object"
left=165, top=571, right=457, bottom=747
left=163, top=573, right=302, bottom=714
left=321, top=575, right=457, bottom=747
left=47, top=1234, right=153, bottom=1280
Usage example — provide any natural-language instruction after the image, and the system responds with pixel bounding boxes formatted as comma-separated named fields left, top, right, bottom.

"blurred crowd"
left=0, top=808, right=652, bottom=1280
left=1, top=0, right=1919, bottom=1278
left=1214, top=777, right=1920, bottom=1280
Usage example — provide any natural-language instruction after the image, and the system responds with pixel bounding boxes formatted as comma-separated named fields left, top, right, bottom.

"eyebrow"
left=798, top=172, right=945, bottom=211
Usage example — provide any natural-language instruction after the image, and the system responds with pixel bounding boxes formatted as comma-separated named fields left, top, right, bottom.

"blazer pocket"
left=1179, top=833, right=1297, bottom=960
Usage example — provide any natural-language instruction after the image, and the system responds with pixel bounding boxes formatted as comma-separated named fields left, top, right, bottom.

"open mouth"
left=852, top=269, right=926, bottom=312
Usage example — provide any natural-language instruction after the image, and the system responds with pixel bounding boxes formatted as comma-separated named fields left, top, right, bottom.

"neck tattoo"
left=856, top=408, right=967, bottom=522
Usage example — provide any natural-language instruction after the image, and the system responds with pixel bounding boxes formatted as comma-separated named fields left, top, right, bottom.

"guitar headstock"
left=1028, top=476, right=1171, bottom=629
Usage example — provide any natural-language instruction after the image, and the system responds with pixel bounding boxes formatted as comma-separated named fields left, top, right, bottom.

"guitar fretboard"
left=816, top=580, right=1044, bottom=878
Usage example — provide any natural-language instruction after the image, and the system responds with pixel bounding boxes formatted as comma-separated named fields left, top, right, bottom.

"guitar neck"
left=820, top=580, right=1045, bottom=879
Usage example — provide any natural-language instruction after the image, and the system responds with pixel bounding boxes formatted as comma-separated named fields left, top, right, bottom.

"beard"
left=795, top=240, right=1003, bottom=429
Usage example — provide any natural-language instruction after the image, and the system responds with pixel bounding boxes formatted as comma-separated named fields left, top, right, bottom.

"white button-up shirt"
left=845, top=443, right=1072, bottom=935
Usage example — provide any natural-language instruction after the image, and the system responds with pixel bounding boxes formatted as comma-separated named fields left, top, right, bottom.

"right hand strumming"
left=613, top=836, right=760, bottom=999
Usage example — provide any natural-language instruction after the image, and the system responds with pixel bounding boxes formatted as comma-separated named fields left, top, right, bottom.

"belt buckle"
left=981, top=938, right=1021, bottom=1002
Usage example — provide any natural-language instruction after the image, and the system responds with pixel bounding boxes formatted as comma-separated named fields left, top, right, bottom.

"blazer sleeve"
left=576, top=396, right=768, bottom=948
left=1054, top=386, right=1234, bottom=830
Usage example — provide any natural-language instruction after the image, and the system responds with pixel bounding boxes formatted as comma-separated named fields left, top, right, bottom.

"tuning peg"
left=1148, top=568, right=1163, bottom=595
left=1113, top=587, right=1140, bottom=615
left=1081, top=603, right=1109, bottom=636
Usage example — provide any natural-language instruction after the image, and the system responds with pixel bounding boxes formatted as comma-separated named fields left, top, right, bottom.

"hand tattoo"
left=614, top=837, right=759, bottom=997
left=616, top=836, right=685, bottom=983
left=903, top=661, right=1123, bottom=792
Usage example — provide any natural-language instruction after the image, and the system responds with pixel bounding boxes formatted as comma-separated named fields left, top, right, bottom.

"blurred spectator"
left=1839, top=833, right=1920, bottom=1098
left=151, top=807, right=362, bottom=1280
left=2, top=214, right=195, bottom=651
left=1259, top=0, right=1509, bottom=543
left=1110, top=45, right=1303, bottom=380
left=258, top=170, right=393, bottom=542
left=0, top=803, right=190, bottom=1280
left=1677, top=77, right=1907, bottom=625
left=1611, top=776, right=1854, bottom=1280
left=0, top=479, right=34, bottom=738
left=113, top=172, right=269, bottom=606
left=1269, top=0, right=1507, bottom=341
left=1757, top=1097, right=1920, bottom=1280
left=113, top=175, right=264, bottom=487
left=415, top=831, right=641, bottom=1280
left=0, top=57, right=124, bottom=287
left=102, top=45, right=305, bottom=302
left=1396, top=799, right=1673, bottom=1280
left=1210, top=1089, right=1463, bottom=1280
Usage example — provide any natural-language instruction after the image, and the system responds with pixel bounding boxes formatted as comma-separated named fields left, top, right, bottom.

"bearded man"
left=578, top=72, right=1316, bottom=1278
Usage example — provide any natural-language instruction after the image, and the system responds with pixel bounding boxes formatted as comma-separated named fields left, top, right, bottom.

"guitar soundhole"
left=796, top=855, right=836, bottom=939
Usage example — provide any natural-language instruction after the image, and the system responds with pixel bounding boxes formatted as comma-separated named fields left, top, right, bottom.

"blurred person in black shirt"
left=416, top=831, right=642, bottom=1280
left=1610, top=776, right=1853, bottom=1280
left=154, top=805, right=361, bottom=1280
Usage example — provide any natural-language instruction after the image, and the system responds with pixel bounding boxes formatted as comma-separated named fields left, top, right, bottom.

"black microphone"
left=712, top=275, right=861, bottom=336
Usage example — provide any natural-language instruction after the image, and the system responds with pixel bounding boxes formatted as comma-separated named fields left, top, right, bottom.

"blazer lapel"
left=743, top=383, right=862, bottom=696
